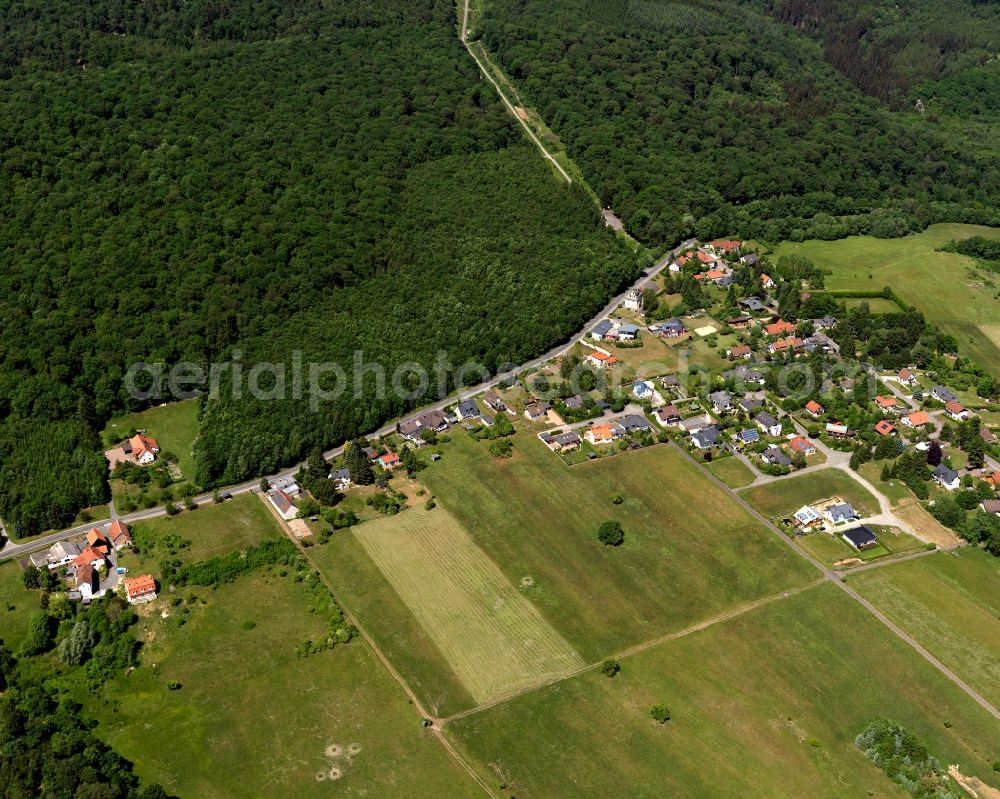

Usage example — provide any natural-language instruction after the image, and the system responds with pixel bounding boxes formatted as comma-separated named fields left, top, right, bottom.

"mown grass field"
left=309, top=528, right=478, bottom=718
left=351, top=507, right=583, bottom=704
left=102, top=399, right=200, bottom=483
left=773, top=224, right=1000, bottom=373
left=852, top=548, right=1000, bottom=708
left=92, top=572, right=485, bottom=799
left=122, top=493, right=283, bottom=573
left=0, top=560, right=34, bottom=650
left=739, top=469, right=879, bottom=519
left=446, top=584, right=1000, bottom=799
left=418, top=433, right=817, bottom=660
left=704, top=456, right=755, bottom=488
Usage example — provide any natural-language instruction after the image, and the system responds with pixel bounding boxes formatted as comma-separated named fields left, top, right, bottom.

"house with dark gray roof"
left=842, top=526, right=878, bottom=550
left=754, top=411, right=782, bottom=437
left=932, top=464, right=960, bottom=490
left=618, top=414, right=652, bottom=433
left=931, top=385, right=959, bottom=404
left=591, top=320, right=613, bottom=340
left=691, top=426, right=721, bottom=450
left=762, top=446, right=792, bottom=467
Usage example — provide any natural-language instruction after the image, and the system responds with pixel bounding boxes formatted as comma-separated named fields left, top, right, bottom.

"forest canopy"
left=475, top=0, right=1000, bottom=245
left=0, top=0, right=636, bottom=534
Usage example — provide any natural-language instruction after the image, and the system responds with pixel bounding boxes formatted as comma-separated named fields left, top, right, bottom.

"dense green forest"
left=0, top=0, right=636, bottom=534
left=475, top=0, right=1000, bottom=244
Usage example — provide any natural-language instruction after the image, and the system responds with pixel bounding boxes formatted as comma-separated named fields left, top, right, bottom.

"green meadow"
left=102, top=399, right=201, bottom=483
left=418, top=433, right=817, bottom=660
left=773, top=223, right=1000, bottom=373
left=739, top=469, right=879, bottom=519
left=446, top=584, right=1000, bottom=799
left=852, top=548, right=1000, bottom=708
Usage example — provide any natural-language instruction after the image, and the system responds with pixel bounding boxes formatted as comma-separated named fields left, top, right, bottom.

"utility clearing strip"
left=354, top=507, right=583, bottom=703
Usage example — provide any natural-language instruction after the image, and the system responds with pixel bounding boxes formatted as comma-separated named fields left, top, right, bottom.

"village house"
left=754, top=411, right=782, bottom=437
left=764, top=319, right=796, bottom=337
left=655, top=405, right=681, bottom=426
left=622, top=288, right=643, bottom=312
left=945, top=400, right=970, bottom=421
left=874, top=420, right=896, bottom=437
left=726, top=344, right=752, bottom=360
left=875, top=395, right=901, bottom=414
left=74, top=564, right=99, bottom=601
left=272, top=476, right=302, bottom=498
left=586, top=351, right=619, bottom=369
left=632, top=381, right=655, bottom=400
left=329, top=467, right=352, bottom=492
left=736, top=428, right=760, bottom=447
left=47, top=540, right=82, bottom=568
left=618, top=414, right=652, bottom=434
left=524, top=401, right=552, bottom=421
left=109, top=520, right=132, bottom=550
left=805, top=400, right=824, bottom=417
left=902, top=410, right=932, bottom=428
left=727, top=316, right=753, bottom=331
left=813, top=315, right=837, bottom=331
left=268, top=489, right=299, bottom=520
left=932, top=464, right=961, bottom=491
left=825, top=503, right=859, bottom=525
left=128, top=433, right=160, bottom=465
left=483, top=390, right=507, bottom=413
left=709, top=239, right=741, bottom=255
left=616, top=323, right=640, bottom=342
left=738, top=396, right=765, bottom=414
left=691, top=426, right=721, bottom=450
left=793, top=505, right=822, bottom=529
left=762, top=446, right=792, bottom=467
left=825, top=422, right=851, bottom=439
left=739, top=297, right=767, bottom=314
left=124, top=574, right=157, bottom=604
left=724, top=366, right=766, bottom=387
left=740, top=253, right=759, bottom=266
left=931, top=385, right=959, bottom=404
left=540, top=430, right=582, bottom=453
left=585, top=423, right=620, bottom=445
left=591, top=320, right=614, bottom=340
left=760, top=274, right=776, bottom=289
left=789, top=436, right=816, bottom=455
left=803, top=335, right=838, bottom=355
left=843, top=526, right=878, bottom=551
left=397, top=409, right=450, bottom=443
left=454, top=399, right=482, bottom=422
left=982, top=427, right=998, bottom=445
left=709, top=391, right=734, bottom=415
left=767, top=336, right=803, bottom=356
left=979, top=498, right=1000, bottom=515
left=678, top=415, right=712, bottom=434
left=656, top=318, right=687, bottom=338
left=696, top=250, right=718, bottom=265
left=377, top=451, right=402, bottom=470
left=897, top=367, right=916, bottom=385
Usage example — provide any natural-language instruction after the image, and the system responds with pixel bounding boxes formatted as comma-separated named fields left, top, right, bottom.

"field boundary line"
left=439, top=579, right=824, bottom=726
left=259, top=493, right=502, bottom=799
left=673, top=441, right=1000, bottom=722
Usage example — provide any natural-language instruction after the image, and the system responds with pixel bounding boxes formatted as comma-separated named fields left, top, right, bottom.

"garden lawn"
left=446, top=584, right=1000, bottom=799
left=418, top=433, right=817, bottom=660
left=852, top=548, right=1000, bottom=709
left=0, top=560, right=34, bottom=650
left=739, top=469, right=879, bottom=519
left=90, top=571, right=485, bottom=799
left=122, top=493, right=283, bottom=571
left=773, top=224, right=1000, bottom=374
left=704, top=456, right=755, bottom=488
left=102, top=399, right=200, bottom=483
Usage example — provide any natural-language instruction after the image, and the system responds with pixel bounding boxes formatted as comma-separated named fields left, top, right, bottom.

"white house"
left=622, top=288, right=643, bottom=312
left=268, top=489, right=298, bottom=520
left=754, top=411, right=782, bottom=437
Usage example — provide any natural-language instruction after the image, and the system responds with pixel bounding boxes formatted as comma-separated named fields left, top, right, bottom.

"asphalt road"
left=0, top=240, right=692, bottom=563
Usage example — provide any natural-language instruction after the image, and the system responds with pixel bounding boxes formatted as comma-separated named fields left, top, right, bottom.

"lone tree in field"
left=597, top=520, right=624, bottom=546
left=649, top=704, right=671, bottom=724
left=601, top=658, right=620, bottom=678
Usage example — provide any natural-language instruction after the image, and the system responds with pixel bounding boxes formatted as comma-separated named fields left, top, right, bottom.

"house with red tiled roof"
left=86, top=528, right=112, bottom=555
left=108, top=520, right=132, bottom=550
left=586, top=351, right=619, bottom=369
left=726, top=344, right=752, bottom=360
left=902, top=410, right=931, bottom=428
left=124, top=574, right=157, bottom=604
left=584, top=423, right=619, bottom=445
left=874, top=420, right=896, bottom=437
left=945, top=400, right=970, bottom=421
left=709, top=239, right=741, bottom=254
left=767, top=336, right=803, bottom=355
left=128, top=433, right=159, bottom=464
left=377, top=451, right=402, bottom=471
left=696, top=250, right=718, bottom=265
left=764, top=320, right=795, bottom=337
left=761, top=274, right=775, bottom=289
left=789, top=436, right=816, bottom=455
left=897, top=367, right=915, bottom=385
left=805, top=400, right=824, bottom=417
left=75, top=563, right=99, bottom=600
left=72, top=546, right=107, bottom=572
left=875, top=395, right=901, bottom=413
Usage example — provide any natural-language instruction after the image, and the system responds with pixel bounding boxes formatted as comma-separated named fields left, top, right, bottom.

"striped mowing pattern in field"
left=353, top=507, right=584, bottom=702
